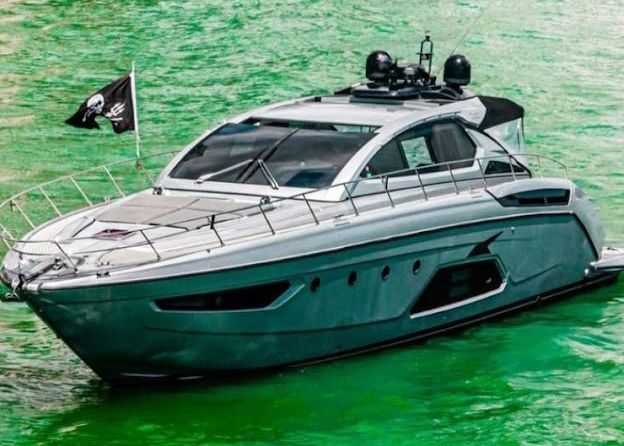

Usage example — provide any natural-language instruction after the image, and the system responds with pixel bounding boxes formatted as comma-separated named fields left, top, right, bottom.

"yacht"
left=2, top=38, right=623, bottom=384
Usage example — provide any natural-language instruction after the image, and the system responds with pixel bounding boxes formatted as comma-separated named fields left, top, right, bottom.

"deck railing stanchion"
left=259, top=205, right=275, bottom=235
left=381, top=176, right=395, bottom=208
left=138, top=163, right=156, bottom=186
left=69, top=177, right=93, bottom=207
left=139, top=230, right=161, bottom=260
left=10, top=199, right=35, bottom=230
left=38, top=186, right=62, bottom=217
left=476, top=158, right=487, bottom=189
left=536, top=155, right=544, bottom=178
left=54, top=241, right=77, bottom=272
left=415, top=168, right=428, bottom=201
left=504, top=154, right=516, bottom=181
left=343, top=183, right=359, bottom=216
left=0, top=224, right=13, bottom=250
left=562, top=162, right=569, bottom=179
left=102, top=166, right=126, bottom=198
left=302, top=194, right=319, bottom=225
left=507, top=154, right=517, bottom=181
left=447, top=164, right=460, bottom=194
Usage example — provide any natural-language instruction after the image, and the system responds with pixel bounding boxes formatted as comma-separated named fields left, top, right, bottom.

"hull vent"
left=497, top=188, right=570, bottom=207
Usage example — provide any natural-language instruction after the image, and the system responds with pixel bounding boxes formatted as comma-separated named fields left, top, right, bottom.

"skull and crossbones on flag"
left=65, top=74, right=135, bottom=134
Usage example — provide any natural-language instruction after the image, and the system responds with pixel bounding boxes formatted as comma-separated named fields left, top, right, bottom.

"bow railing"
left=0, top=152, right=568, bottom=277
left=0, top=150, right=178, bottom=248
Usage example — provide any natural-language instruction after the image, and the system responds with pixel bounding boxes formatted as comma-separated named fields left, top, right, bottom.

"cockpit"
left=166, top=103, right=527, bottom=196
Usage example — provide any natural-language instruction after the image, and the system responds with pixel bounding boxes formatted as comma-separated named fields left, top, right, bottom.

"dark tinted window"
left=411, top=260, right=503, bottom=315
left=170, top=124, right=287, bottom=181
left=485, top=160, right=526, bottom=175
left=171, top=124, right=374, bottom=188
left=360, top=121, right=475, bottom=177
left=246, top=128, right=373, bottom=188
left=361, top=140, right=407, bottom=178
left=155, top=281, right=290, bottom=312
left=428, top=122, right=475, bottom=168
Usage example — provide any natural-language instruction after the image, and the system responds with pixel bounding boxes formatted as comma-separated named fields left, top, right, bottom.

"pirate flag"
left=65, top=74, right=135, bottom=134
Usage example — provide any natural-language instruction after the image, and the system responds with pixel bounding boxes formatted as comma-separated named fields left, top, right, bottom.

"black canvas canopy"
left=477, top=96, right=524, bottom=130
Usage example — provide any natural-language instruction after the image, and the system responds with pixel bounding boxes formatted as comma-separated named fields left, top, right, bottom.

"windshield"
left=170, top=123, right=375, bottom=188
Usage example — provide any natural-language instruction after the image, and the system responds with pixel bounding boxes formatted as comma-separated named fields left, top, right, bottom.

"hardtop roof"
left=251, top=95, right=444, bottom=127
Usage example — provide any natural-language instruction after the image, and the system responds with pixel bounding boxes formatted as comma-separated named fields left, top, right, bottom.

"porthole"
left=412, top=260, right=421, bottom=275
left=381, top=266, right=390, bottom=281
left=348, top=271, right=358, bottom=286
left=311, top=277, right=321, bottom=293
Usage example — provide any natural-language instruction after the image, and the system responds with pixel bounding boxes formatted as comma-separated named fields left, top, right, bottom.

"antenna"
left=435, top=1, right=492, bottom=77
left=419, top=32, right=434, bottom=77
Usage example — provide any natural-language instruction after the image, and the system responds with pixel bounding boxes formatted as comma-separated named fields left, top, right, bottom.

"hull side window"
left=411, top=260, right=503, bottom=315
left=155, top=281, right=291, bottom=312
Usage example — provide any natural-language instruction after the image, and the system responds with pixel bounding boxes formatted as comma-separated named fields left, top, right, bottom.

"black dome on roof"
left=366, top=51, right=394, bottom=82
left=443, top=54, right=471, bottom=86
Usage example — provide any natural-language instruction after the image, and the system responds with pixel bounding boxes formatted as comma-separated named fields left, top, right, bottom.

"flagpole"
left=130, top=61, right=141, bottom=160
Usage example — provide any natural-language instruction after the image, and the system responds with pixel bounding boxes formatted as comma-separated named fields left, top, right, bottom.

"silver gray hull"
left=18, top=211, right=611, bottom=383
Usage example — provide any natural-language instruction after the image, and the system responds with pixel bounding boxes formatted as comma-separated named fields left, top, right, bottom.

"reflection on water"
left=1, top=0, right=624, bottom=444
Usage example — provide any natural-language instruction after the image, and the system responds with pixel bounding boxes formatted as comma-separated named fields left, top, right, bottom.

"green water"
left=1, top=0, right=624, bottom=444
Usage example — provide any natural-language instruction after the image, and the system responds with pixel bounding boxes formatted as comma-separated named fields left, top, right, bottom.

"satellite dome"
left=443, top=54, right=471, bottom=86
left=366, top=51, right=394, bottom=82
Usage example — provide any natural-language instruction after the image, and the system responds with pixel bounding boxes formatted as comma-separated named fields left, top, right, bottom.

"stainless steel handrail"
left=0, top=152, right=568, bottom=275
left=0, top=149, right=178, bottom=211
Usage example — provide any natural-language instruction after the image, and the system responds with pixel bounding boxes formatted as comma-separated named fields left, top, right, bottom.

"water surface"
left=1, top=1, right=623, bottom=444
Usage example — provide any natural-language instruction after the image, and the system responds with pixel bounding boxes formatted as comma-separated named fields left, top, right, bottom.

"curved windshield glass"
left=170, top=123, right=375, bottom=188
